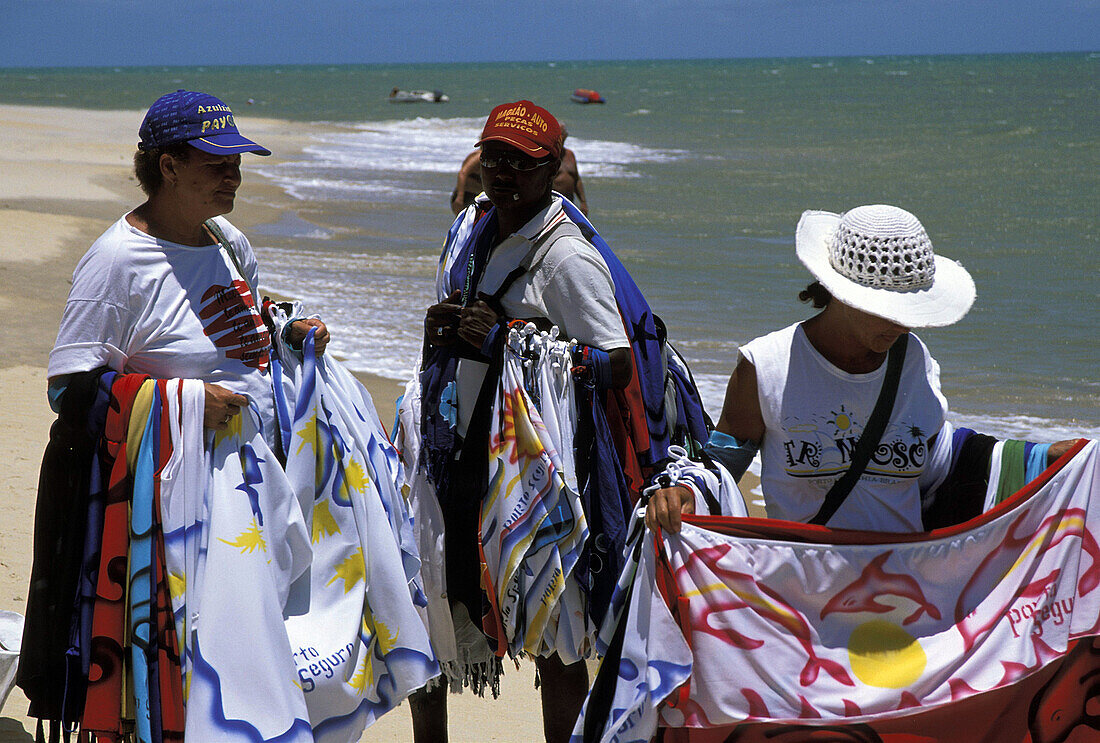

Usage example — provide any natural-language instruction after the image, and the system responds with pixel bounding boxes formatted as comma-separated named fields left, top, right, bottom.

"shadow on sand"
left=0, top=717, right=32, bottom=743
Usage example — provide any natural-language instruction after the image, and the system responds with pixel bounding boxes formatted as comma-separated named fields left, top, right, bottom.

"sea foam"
left=254, top=115, right=690, bottom=203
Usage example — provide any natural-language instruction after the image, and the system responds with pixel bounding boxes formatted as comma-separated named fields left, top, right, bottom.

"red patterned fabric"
left=582, top=440, right=1100, bottom=743
left=81, top=373, right=147, bottom=737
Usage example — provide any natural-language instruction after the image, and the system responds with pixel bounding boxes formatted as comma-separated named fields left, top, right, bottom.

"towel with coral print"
left=480, top=326, right=589, bottom=659
left=577, top=439, right=1100, bottom=743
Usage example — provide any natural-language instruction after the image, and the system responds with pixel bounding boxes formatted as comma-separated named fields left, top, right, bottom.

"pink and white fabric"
left=578, top=439, right=1100, bottom=743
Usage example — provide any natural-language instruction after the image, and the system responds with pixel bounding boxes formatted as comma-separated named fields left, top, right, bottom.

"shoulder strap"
left=482, top=216, right=578, bottom=315
left=203, top=218, right=256, bottom=297
left=809, top=333, right=910, bottom=526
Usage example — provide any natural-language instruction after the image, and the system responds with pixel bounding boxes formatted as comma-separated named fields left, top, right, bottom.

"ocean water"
left=3, top=54, right=1097, bottom=439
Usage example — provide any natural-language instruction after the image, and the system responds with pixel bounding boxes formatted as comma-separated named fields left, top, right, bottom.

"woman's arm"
left=715, top=355, right=766, bottom=444
left=645, top=356, right=765, bottom=532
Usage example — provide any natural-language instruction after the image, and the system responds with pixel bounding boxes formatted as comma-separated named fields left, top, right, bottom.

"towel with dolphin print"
left=576, top=438, right=1100, bottom=743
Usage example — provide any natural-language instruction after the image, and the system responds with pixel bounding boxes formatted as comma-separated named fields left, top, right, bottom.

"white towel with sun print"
left=519, top=324, right=592, bottom=662
left=392, top=374, right=459, bottom=672
left=157, top=339, right=436, bottom=740
left=157, top=378, right=208, bottom=693
left=274, top=330, right=439, bottom=737
left=163, top=390, right=316, bottom=742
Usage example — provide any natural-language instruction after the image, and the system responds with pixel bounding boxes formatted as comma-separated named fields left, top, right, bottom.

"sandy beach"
left=0, top=102, right=765, bottom=742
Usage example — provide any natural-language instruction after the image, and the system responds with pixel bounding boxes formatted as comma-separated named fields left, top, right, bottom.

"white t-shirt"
left=49, top=214, right=276, bottom=438
left=451, top=198, right=628, bottom=435
left=740, top=323, right=951, bottom=532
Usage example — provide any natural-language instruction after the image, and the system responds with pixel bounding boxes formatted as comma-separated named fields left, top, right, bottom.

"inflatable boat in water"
left=570, top=88, right=605, bottom=104
left=388, top=88, right=449, bottom=103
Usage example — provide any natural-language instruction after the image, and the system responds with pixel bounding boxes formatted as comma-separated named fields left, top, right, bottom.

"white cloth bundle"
left=156, top=327, right=437, bottom=741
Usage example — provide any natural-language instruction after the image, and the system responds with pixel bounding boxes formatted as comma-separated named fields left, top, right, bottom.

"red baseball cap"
left=476, top=100, right=563, bottom=159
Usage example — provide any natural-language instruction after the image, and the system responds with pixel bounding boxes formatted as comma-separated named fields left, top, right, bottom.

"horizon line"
left=2, top=48, right=1098, bottom=72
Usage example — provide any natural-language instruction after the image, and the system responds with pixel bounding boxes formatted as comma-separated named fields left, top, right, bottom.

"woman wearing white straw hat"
left=647, top=204, right=1071, bottom=533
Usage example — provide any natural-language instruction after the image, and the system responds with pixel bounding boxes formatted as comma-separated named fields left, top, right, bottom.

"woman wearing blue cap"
left=30, top=91, right=440, bottom=742
left=48, top=89, right=327, bottom=438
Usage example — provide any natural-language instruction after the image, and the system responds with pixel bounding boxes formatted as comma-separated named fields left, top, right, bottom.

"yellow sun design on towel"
left=344, top=458, right=370, bottom=494
left=219, top=518, right=267, bottom=554
left=374, top=618, right=398, bottom=653
left=312, top=499, right=341, bottom=543
left=349, top=655, right=373, bottom=692
left=295, top=412, right=318, bottom=456
left=333, top=458, right=367, bottom=506
left=327, top=547, right=365, bottom=593
left=362, top=608, right=400, bottom=654
left=506, top=390, right=546, bottom=463
left=848, top=620, right=927, bottom=688
left=491, top=392, right=517, bottom=458
left=168, top=571, right=186, bottom=600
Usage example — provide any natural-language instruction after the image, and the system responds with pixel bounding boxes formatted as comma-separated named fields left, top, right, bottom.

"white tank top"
left=740, top=323, right=948, bottom=532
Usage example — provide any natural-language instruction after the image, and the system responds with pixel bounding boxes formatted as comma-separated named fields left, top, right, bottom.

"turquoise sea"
left=2, top=54, right=1097, bottom=439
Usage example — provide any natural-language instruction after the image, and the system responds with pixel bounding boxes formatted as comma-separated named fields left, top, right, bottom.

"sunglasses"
left=479, top=153, right=553, bottom=171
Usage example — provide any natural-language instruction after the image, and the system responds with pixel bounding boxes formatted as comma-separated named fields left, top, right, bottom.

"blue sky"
left=2, top=0, right=1097, bottom=67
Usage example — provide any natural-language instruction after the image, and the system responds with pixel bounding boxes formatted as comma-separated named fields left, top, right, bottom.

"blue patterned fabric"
left=557, top=199, right=673, bottom=465
left=419, top=208, right=499, bottom=493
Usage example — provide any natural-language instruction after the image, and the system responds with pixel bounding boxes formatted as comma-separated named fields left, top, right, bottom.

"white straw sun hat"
left=795, top=204, right=976, bottom=328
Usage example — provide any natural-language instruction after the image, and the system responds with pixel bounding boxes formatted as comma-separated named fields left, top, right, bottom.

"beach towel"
left=589, top=446, right=746, bottom=661
left=121, top=378, right=186, bottom=743
left=158, top=379, right=207, bottom=700
left=479, top=325, right=589, bottom=660
left=129, top=386, right=161, bottom=743
left=274, top=329, right=439, bottom=735
left=165, top=384, right=315, bottom=742
left=394, top=377, right=462, bottom=683
left=556, top=198, right=673, bottom=472
left=82, top=373, right=152, bottom=737
left=25, top=324, right=435, bottom=742
left=577, top=438, right=1100, bottom=742
left=0, top=610, right=23, bottom=712
left=558, top=198, right=717, bottom=629
left=163, top=327, right=437, bottom=742
left=418, top=202, right=497, bottom=492
left=17, top=367, right=113, bottom=728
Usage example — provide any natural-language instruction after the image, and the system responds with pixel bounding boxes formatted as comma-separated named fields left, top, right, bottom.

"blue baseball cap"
left=138, top=90, right=271, bottom=156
